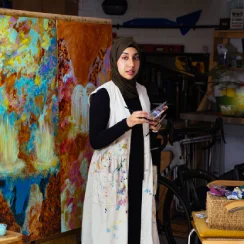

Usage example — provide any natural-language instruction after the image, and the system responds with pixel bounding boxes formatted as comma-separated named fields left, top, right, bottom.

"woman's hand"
left=126, top=111, right=149, bottom=128
left=149, top=105, right=168, bottom=132
left=149, top=118, right=161, bottom=132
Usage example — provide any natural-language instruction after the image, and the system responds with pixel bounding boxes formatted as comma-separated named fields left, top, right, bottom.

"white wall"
left=79, top=0, right=229, bottom=52
left=224, top=125, right=244, bottom=172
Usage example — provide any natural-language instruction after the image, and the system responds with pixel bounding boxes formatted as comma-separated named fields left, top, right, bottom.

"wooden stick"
left=0, top=8, right=111, bottom=25
left=197, top=93, right=210, bottom=111
left=207, top=180, right=244, bottom=188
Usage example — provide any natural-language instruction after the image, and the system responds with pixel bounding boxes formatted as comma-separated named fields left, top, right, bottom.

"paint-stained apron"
left=82, top=81, right=160, bottom=244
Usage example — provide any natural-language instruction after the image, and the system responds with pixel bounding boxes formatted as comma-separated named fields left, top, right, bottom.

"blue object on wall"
left=1, top=0, right=12, bottom=8
left=123, top=10, right=202, bottom=36
left=176, top=10, right=202, bottom=35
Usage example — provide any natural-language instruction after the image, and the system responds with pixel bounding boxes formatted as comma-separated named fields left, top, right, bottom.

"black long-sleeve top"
left=89, top=88, right=130, bottom=150
left=89, top=88, right=144, bottom=180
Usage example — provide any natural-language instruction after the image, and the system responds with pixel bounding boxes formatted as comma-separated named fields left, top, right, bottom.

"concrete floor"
left=159, top=235, right=186, bottom=244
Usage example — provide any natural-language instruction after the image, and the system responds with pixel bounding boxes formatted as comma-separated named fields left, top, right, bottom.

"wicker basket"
left=207, top=180, right=244, bottom=231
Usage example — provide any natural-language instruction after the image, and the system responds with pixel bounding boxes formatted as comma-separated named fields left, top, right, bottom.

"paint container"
left=0, top=223, right=7, bottom=236
left=209, top=185, right=226, bottom=196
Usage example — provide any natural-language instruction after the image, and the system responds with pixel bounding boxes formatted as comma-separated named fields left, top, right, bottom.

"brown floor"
left=160, top=233, right=200, bottom=244
left=159, top=234, right=188, bottom=244
left=38, top=229, right=190, bottom=244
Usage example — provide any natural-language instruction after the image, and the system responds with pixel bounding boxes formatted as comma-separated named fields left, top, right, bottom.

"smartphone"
left=149, top=101, right=167, bottom=119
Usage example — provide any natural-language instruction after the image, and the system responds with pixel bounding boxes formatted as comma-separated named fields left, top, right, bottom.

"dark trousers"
left=128, top=178, right=143, bottom=244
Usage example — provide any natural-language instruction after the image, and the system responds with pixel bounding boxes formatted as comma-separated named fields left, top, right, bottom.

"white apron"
left=82, top=81, right=159, bottom=244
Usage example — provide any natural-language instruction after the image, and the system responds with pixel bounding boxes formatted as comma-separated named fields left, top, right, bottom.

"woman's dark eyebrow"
left=122, top=52, right=139, bottom=55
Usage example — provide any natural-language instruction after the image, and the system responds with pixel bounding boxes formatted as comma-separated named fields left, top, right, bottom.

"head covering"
left=110, top=37, right=140, bottom=99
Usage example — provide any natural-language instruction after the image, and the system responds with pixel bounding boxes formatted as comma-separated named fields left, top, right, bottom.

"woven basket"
left=207, top=180, right=244, bottom=231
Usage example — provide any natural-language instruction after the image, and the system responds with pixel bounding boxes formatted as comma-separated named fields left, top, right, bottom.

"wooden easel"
left=0, top=8, right=111, bottom=24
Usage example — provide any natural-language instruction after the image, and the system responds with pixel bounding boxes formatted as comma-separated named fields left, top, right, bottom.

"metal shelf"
left=181, top=112, right=244, bottom=125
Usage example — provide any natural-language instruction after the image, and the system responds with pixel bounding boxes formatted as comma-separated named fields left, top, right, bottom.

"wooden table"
left=192, top=221, right=244, bottom=244
left=0, top=231, right=22, bottom=244
left=180, top=112, right=244, bottom=125
left=200, top=237, right=244, bottom=243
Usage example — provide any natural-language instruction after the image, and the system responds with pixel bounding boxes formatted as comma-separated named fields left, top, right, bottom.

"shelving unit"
left=180, top=111, right=244, bottom=125
left=198, top=30, right=244, bottom=111
left=140, top=51, right=209, bottom=120
left=181, top=30, right=244, bottom=179
left=228, top=67, right=244, bottom=71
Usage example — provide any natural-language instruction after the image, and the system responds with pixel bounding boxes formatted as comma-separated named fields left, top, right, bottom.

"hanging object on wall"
left=0, top=0, right=12, bottom=8
left=230, top=8, right=244, bottom=29
left=102, top=0, right=127, bottom=15
left=139, top=44, right=184, bottom=53
left=123, top=10, right=202, bottom=35
left=176, top=10, right=202, bottom=35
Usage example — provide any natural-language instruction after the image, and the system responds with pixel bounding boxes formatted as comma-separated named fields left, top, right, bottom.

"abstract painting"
left=57, top=20, right=112, bottom=232
left=0, top=11, right=112, bottom=241
left=0, top=15, right=60, bottom=241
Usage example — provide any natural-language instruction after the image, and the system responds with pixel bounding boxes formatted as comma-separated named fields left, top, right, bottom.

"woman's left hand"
left=149, top=105, right=168, bottom=132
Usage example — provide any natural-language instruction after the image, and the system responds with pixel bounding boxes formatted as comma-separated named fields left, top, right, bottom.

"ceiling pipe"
left=112, top=24, right=219, bottom=29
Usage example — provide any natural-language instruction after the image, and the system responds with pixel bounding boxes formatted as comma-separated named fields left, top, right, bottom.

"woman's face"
left=117, top=47, right=140, bottom=80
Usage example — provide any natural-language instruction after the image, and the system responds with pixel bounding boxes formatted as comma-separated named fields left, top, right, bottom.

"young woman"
left=82, top=37, right=161, bottom=244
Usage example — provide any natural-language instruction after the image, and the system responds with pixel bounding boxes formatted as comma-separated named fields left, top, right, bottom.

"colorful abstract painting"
left=0, top=12, right=112, bottom=241
left=57, top=20, right=112, bottom=232
left=0, top=15, right=60, bottom=241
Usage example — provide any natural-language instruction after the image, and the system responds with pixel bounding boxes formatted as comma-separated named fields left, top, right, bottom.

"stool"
left=0, top=230, right=22, bottom=244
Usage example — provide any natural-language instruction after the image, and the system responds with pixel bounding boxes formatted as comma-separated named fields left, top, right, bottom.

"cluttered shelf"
left=228, top=67, right=244, bottom=71
left=180, top=112, right=244, bottom=125
left=214, top=30, right=244, bottom=38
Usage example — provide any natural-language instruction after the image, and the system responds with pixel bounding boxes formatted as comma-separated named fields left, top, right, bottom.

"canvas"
left=0, top=15, right=60, bottom=241
left=0, top=12, right=112, bottom=241
left=57, top=20, right=112, bottom=232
